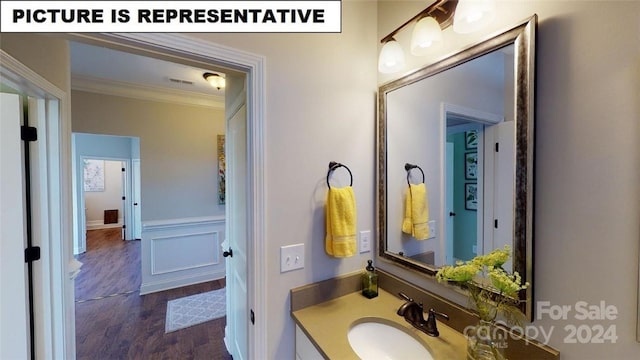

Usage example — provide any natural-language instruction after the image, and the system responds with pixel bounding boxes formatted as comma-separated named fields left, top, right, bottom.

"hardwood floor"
left=75, top=228, right=232, bottom=359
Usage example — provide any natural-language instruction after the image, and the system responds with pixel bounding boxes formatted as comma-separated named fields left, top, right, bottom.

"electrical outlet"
left=280, top=244, right=304, bottom=272
left=359, top=230, right=371, bottom=253
left=472, top=245, right=477, bottom=254
left=428, top=220, right=436, bottom=239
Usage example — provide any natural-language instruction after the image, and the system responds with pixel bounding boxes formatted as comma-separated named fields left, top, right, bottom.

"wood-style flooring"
left=75, top=228, right=232, bottom=359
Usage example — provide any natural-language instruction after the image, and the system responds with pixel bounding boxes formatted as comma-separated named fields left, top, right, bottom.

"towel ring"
left=405, top=163, right=425, bottom=185
left=327, top=161, right=353, bottom=188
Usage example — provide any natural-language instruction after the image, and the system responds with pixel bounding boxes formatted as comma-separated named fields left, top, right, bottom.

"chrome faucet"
left=397, top=292, right=450, bottom=337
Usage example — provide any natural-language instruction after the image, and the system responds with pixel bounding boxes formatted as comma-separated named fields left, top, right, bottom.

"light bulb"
left=410, top=16, right=443, bottom=56
left=453, top=0, right=496, bottom=34
left=378, top=39, right=405, bottom=73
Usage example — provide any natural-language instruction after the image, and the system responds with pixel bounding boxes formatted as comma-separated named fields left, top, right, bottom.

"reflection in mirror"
left=386, top=45, right=516, bottom=271
left=378, top=17, right=536, bottom=320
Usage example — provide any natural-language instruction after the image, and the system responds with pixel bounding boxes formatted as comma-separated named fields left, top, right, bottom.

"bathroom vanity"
left=293, top=289, right=465, bottom=359
left=291, top=270, right=559, bottom=360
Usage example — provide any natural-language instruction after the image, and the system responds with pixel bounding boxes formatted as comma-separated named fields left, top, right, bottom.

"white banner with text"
left=0, top=1, right=342, bottom=33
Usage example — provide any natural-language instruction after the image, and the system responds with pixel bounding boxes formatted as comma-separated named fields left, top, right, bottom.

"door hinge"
left=21, top=126, right=38, bottom=142
left=122, top=224, right=126, bottom=229
left=122, top=167, right=125, bottom=172
left=494, top=219, right=498, bottom=228
left=250, top=309, right=255, bottom=325
left=25, top=246, right=41, bottom=263
left=495, top=142, right=499, bottom=152
left=122, top=196, right=126, bottom=200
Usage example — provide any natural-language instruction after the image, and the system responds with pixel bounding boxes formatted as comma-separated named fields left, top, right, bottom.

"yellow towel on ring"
left=402, top=183, right=430, bottom=240
left=325, top=186, right=357, bottom=257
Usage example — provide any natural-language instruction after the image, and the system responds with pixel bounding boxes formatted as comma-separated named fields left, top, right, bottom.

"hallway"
left=75, top=228, right=231, bottom=359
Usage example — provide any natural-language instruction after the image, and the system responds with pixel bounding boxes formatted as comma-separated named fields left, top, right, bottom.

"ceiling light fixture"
left=378, top=0, right=495, bottom=73
left=203, top=72, right=225, bottom=90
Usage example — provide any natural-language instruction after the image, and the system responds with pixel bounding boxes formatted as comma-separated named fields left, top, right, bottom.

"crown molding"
left=71, top=74, right=224, bottom=109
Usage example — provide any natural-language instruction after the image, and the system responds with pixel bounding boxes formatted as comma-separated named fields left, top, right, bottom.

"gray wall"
left=71, top=91, right=225, bottom=221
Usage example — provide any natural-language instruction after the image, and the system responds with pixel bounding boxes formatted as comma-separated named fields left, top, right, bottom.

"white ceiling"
left=69, top=41, right=225, bottom=108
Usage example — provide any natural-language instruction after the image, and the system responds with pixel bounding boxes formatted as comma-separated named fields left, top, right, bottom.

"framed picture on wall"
left=217, top=135, right=226, bottom=205
left=465, top=130, right=478, bottom=149
left=83, top=159, right=105, bottom=192
left=465, top=183, right=478, bottom=211
left=465, top=151, right=478, bottom=180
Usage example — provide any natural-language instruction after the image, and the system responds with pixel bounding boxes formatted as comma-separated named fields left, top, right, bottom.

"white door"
left=27, top=96, right=53, bottom=359
left=0, top=93, right=30, bottom=359
left=225, top=100, right=248, bottom=360
left=132, top=159, right=142, bottom=239
left=445, top=142, right=454, bottom=265
left=493, top=121, right=515, bottom=271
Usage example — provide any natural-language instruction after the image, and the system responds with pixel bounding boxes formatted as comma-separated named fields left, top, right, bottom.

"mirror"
left=377, top=16, right=536, bottom=320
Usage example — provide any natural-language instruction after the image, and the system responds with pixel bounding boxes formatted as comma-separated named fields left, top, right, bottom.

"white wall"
left=84, top=160, right=123, bottom=227
left=377, top=1, right=640, bottom=359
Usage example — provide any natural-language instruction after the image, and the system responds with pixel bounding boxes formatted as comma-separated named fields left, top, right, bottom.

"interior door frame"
left=0, top=50, right=70, bottom=359
left=4, top=31, right=267, bottom=357
left=71, top=33, right=268, bottom=357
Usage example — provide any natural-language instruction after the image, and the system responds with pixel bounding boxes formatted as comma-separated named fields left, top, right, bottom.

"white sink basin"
left=347, top=319, right=434, bottom=360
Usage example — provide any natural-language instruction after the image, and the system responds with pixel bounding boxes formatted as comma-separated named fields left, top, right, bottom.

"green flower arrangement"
left=436, top=245, right=529, bottom=325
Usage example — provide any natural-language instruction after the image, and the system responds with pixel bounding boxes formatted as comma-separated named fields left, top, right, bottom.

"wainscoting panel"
left=151, top=231, right=220, bottom=275
left=140, top=216, right=226, bottom=295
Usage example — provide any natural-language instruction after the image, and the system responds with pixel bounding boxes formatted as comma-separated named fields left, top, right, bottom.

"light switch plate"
left=428, top=220, right=436, bottom=239
left=280, top=244, right=304, bottom=272
left=359, top=230, right=371, bottom=253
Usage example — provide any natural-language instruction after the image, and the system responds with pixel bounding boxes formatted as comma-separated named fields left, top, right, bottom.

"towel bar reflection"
left=405, top=163, right=425, bottom=185
left=327, top=161, right=353, bottom=188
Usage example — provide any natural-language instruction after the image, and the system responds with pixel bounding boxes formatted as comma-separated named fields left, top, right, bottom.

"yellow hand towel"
left=402, top=183, right=430, bottom=240
left=325, top=186, right=357, bottom=257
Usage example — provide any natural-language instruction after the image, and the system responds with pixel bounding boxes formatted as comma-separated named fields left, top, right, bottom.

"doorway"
left=82, top=159, right=125, bottom=233
left=1, top=32, right=266, bottom=358
left=67, top=33, right=266, bottom=358
left=0, top=51, right=67, bottom=360
left=72, top=133, right=140, bottom=255
left=442, top=103, right=507, bottom=270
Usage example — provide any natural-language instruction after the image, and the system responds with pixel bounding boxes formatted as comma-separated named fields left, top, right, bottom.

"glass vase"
left=466, top=320, right=507, bottom=360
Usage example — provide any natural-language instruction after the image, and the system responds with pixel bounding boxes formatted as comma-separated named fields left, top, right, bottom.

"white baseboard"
left=86, top=218, right=123, bottom=230
left=139, top=269, right=225, bottom=295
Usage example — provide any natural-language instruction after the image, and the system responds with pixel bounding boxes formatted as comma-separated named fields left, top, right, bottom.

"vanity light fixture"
left=378, top=0, right=495, bottom=73
left=203, top=72, right=225, bottom=90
